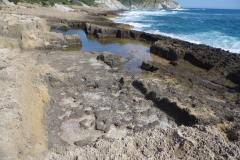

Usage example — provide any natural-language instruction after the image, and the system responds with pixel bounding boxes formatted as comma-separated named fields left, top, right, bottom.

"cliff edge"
left=95, top=0, right=182, bottom=10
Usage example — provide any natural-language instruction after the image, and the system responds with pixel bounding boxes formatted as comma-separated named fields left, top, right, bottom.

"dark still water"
left=54, top=29, right=153, bottom=73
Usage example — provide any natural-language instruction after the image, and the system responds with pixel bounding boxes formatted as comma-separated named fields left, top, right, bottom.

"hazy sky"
left=174, top=0, right=240, bottom=9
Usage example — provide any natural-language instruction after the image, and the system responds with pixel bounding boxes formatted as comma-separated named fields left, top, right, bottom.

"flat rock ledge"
left=97, top=51, right=125, bottom=68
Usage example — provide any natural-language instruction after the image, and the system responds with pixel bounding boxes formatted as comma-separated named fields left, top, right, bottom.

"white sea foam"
left=112, top=9, right=240, bottom=54
left=118, top=9, right=178, bottom=17
left=172, top=8, right=188, bottom=11
left=148, top=30, right=240, bottom=53
left=128, top=22, right=151, bottom=30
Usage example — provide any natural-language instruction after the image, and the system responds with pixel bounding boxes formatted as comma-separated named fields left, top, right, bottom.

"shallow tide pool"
left=54, top=29, right=154, bottom=74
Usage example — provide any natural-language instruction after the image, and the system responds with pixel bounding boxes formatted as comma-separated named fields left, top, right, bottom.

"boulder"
left=97, top=52, right=125, bottom=68
left=141, top=61, right=159, bottom=72
left=64, top=34, right=82, bottom=45
left=85, top=23, right=117, bottom=38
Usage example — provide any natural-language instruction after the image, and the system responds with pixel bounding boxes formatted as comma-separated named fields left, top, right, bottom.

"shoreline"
left=0, top=3, right=239, bottom=159
left=111, top=8, right=240, bottom=54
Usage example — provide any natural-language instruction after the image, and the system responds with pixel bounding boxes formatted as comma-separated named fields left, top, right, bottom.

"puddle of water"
left=55, top=29, right=153, bottom=74
left=199, top=78, right=224, bottom=88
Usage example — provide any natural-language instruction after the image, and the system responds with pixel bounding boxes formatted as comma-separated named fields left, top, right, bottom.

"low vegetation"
left=8, top=0, right=95, bottom=6
left=118, top=0, right=169, bottom=6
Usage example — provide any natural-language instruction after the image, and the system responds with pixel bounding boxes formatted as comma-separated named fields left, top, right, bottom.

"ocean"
left=112, top=8, right=240, bottom=54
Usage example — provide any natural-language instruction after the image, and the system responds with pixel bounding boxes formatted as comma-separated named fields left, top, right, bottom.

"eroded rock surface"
left=36, top=51, right=176, bottom=149
left=0, top=49, right=52, bottom=159
left=40, top=125, right=240, bottom=159
left=0, top=13, right=81, bottom=50
left=0, top=3, right=239, bottom=160
left=97, top=51, right=125, bottom=68
left=32, top=49, right=239, bottom=160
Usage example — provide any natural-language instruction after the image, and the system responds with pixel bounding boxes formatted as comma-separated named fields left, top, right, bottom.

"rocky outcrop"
left=150, top=40, right=185, bottom=61
left=0, top=13, right=81, bottom=50
left=97, top=51, right=125, bottom=68
left=141, top=60, right=159, bottom=72
left=85, top=23, right=118, bottom=38
left=118, top=0, right=182, bottom=9
left=147, top=38, right=240, bottom=85
left=54, top=4, right=74, bottom=12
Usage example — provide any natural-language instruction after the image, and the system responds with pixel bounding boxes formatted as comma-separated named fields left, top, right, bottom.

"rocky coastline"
left=0, top=2, right=239, bottom=160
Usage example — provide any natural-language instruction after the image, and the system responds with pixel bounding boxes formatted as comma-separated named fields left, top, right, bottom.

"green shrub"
left=19, top=0, right=93, bottom=6
left=118, top=0, right=154, bottom=6
left=78, top=0, right=95, bottom=6
left=9, top=0, right=20, bottom=4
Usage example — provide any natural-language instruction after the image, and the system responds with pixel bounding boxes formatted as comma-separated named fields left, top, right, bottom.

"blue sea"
left=112, top=8, right=240, bottom=53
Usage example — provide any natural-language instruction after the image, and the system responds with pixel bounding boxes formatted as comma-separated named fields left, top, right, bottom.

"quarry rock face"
left=0, top=13, right=81, bottom=50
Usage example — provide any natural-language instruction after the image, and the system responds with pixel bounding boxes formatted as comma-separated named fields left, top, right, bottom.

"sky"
left=174, top=0, right=240, bottom=9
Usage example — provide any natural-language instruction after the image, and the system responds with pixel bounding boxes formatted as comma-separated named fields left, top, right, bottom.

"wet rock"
left=150, top=40, right=185, bottom=60
left=85, top=23, right=117, bottom=38
left=74, top=139, right=92, bottom=147
left=141, top=61, right=159, bottom=72
left=56, top=24, right=70, bottom=30
left=139, top=32, right=160, bottom=42
left=116, top=29, right=130, bottom=38
left=64, top=34, right=82, bottom=45
left=130, top=30, right=141, bottom=39
left=97, top=52, right=125, bottom=68
left=227, top=70, right=240, bottom=85
left=96, top=33, right=107, bottom=38
left=169, top=61, right=178, bottom=66
left=145, top=32, right=240, bottom=83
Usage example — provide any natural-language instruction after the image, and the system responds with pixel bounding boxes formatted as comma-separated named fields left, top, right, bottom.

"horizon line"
left=183, top=7, right=240, bottom=10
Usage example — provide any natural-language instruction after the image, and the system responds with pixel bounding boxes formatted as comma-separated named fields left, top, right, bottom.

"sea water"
left=112, top=8, right=240, bottom=53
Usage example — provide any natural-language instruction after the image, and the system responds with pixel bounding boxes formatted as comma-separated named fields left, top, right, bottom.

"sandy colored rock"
left=0, top=13, right=81, bottom=50
left=0, top=49, right=53, bottom=159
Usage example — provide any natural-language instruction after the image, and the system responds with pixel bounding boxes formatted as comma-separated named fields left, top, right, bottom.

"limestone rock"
left=0, top=13, right=81, bottom=50
left=64, top=34, right=82, bottom=45
left=54, top=4, right=74, bottom=12
left=118, top=0, right=183, bottom=9
left=97, top=52, right=125, bottom=68
left=141, top=61, right=159, bottom=72
left=150, top=40, right=185, bottom=61
left=85, top=23, right=118, bottom=38
left=95, top=0, right=127, bottom=10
